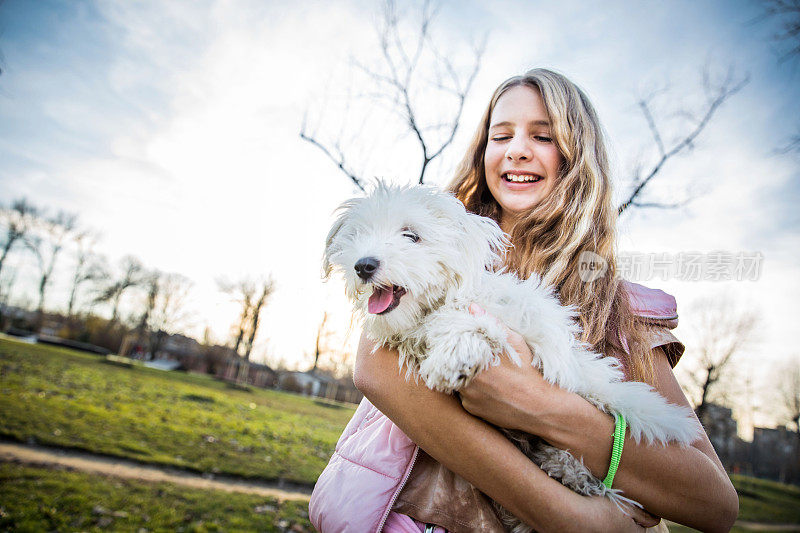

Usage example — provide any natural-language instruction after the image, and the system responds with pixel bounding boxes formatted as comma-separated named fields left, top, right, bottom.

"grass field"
left=0, top=337, right=354, bottom=484
left=0, top=461, right=312, bottom=532
left=733, top=474, right=800, bottom=524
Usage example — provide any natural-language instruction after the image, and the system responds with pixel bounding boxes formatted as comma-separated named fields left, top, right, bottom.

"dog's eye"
left=401, top=229, right=420, bottom=243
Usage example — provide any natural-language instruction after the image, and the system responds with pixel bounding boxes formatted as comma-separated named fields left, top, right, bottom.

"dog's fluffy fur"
left=324, top=182, right=700, bottom=531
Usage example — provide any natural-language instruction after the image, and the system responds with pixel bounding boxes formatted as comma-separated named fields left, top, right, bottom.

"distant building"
left=696, top=401, right=800, bottom=485
left=697, top=403, right=739, bottom=471
left=161, top=333, right=203, bottom=358
left=219, top=357, right=277, bottom=389
left=751, top=426, right=799, bottom=484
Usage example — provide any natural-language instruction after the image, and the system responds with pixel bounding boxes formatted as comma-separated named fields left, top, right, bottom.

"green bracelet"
left=602, top=413, right=626, bottom=489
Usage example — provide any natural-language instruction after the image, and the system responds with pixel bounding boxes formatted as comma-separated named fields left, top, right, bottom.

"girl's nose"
left=505, top=136, right=532, bottom=161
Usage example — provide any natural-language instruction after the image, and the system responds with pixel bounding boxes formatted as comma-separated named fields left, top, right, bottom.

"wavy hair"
left=448, top=68, right=654, bottom=383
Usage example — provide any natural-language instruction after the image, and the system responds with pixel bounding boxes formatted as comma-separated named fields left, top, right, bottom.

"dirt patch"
left=0, top=441, right=311, bottom=502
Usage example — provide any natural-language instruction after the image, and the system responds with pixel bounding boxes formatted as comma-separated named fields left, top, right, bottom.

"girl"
left=309, top=69, right=738, bottom=532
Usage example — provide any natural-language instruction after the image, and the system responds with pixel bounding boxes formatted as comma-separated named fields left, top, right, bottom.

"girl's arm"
left=459, top=323, right=739, bottom=533
left=353, top=332, right=655, bottom=533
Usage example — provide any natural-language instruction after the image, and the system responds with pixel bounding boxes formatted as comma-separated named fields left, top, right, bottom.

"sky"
left=1, top=0, right=798, bottom=432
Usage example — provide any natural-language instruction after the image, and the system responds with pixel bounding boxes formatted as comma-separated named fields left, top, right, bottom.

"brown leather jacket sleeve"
left=646, top=324, right=685, bottom=368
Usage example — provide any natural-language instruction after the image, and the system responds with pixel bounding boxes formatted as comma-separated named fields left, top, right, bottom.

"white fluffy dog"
left=323, top=182, right=699, bottom=531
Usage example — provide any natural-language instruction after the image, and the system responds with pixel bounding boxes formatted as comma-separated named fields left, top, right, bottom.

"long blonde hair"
left=449, top=68, right=654, bottom=383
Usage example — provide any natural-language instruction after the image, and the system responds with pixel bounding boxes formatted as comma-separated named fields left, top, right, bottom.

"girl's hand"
left=459, top=303, right=559, bottom=432
left=584, top=496, right=661, bottom=531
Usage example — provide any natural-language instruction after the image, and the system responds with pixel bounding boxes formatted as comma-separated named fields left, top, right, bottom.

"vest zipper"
left=376, top=444, right=420, bottom=533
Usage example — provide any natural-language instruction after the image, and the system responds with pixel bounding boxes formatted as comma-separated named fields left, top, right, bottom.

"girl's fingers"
left=617, top=502, right=660, bottom=529
left=469, top=302, right=530, bottom=361
left=468, top=302, right=486, bottom=317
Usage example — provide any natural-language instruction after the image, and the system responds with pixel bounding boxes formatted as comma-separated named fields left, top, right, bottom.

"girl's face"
left=484, top=85, right=564, bottom=231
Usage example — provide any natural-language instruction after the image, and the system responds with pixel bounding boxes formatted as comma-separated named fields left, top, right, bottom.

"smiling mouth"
left=368, top=285, right=407, bottom=315
left=503, top=173, right=543, bottom=183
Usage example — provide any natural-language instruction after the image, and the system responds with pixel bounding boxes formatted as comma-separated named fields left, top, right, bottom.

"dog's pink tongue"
left=368, top=286, right=394, bottom=314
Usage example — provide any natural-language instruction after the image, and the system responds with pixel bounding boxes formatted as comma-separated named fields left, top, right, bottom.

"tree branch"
left=300, top=0, right=485, bottom=190
left=618, top=69, right=749, bottom=215
left=299, top=125, right=366, bottom=192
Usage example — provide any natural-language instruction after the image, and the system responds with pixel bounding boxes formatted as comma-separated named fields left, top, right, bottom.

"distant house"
left=277, top=370, right=336, bottom=396
left=277, top=370, right=363, bottom=404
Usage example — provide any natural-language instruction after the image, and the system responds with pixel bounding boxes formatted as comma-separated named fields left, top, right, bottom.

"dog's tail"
left=592, top=380, right=702, bottom=445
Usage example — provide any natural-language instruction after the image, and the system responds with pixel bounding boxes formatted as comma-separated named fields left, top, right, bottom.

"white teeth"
left=504, top=174, right=542, bottom=183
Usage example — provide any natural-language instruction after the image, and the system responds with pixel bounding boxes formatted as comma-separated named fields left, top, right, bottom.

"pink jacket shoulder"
left=309, top=398, right=418, bottom=533
left=622, top=280, right=679, bottom=327
left=617, top=281, right=684, bottom=367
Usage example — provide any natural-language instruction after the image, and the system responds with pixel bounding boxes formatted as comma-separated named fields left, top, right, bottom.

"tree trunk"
left=233, top=323, right=246, bottom=356
left=696, top=371, right=713, bottom=422
left=149, top=330, right=167, bottom=360
left=67, top=285, right=78, bottom=319
left=243, top=284, right=270, bottom=361
left=35, top=273, right=49, bottom=332
left=110, top=290, right=123, bottom=324
left=0, top=238, right=15, bottom=280
left=236, top=359, right=250, bottom=385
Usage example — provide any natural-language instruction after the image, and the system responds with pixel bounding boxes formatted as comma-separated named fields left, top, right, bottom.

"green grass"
left=733, top=474, right=800, bottom=524
left=0, top=337, right=354, bottom=484
left=666, top=475, right=800, bottom=532
left=0, top=461, right=312, bottom=532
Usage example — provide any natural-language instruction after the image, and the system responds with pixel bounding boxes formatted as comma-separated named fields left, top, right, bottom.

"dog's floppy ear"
left=464, top=212, right=509, bottom=270
left=321, top=198, right=361, bottom=279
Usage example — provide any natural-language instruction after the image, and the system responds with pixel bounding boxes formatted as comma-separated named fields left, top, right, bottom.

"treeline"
left=0, top=198, right=270, bottom=364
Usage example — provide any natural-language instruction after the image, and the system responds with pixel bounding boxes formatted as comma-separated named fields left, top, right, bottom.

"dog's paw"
left=419, top=329, right=499, bottom=392
left=418, top=363, right=478, bottom=393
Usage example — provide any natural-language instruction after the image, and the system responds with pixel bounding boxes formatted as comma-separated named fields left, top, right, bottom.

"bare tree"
left=773, top=356, right=800, bottom=483
left=219, top=275, right=275, bottom=384
left=146, top=272, right=192, bottom=358
left=758, top=1, right=800, bottom=152
left=218, top=277, right=257, bottom=356
left=685, top=295, right=760, bottom=420
left=0, top=198, right=39, bottom=282
left=242, top=277, right=275, bottom=361
left=136, top=270, right=161, bottom=339
left=300, top=0, right=485, bottom=190
left=66, top=231, right=107, bottom=318
left=311, top=311, right=331, bottom=373
left=776, top=357, right=800, bottom=439
left=760, top=0, right=800, bottom=61
left=309, top=311, right=355, bottom=378
left=618, top=66, right=749, bottom=215
left=26, top=210, right=78, bottom=329
left=95, top=255, right=145, bottom=324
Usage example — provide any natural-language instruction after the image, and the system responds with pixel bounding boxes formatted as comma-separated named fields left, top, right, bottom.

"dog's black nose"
left=354, top=257, right=380, bottom=281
